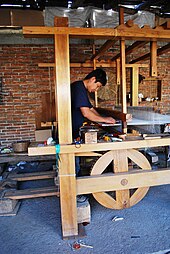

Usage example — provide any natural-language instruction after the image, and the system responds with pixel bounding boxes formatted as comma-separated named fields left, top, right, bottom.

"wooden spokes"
left=91, top=149, right=151, bottom=209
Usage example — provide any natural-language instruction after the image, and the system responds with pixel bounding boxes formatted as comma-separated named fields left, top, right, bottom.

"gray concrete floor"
left=0, top=157, right=170, bottom=254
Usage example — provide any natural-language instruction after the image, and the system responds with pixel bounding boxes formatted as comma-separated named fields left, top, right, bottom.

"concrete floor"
left=0, top=157, right=170, bottom=254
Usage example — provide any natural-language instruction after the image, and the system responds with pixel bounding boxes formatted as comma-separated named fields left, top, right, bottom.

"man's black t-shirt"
left=71, top=80, right=92, bottom=139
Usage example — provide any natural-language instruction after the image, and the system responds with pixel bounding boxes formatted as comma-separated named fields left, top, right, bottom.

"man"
left=71, top=68, right=116, bottom=140
left=71, top=68, right=116, bottom=176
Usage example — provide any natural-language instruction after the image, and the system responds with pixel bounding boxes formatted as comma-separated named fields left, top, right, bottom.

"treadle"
left=8, top=171, right=56, bottom=181
left=4, top=186, right=59, bottom=200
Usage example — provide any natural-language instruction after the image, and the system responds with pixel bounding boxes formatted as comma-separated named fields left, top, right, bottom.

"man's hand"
left=103, top=117, right=116, bottom=124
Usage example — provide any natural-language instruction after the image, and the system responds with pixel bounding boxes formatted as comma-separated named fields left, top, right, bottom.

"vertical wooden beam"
left=114, top=150, right=130, bottom=209
left=59, top=153, right=78, bottom=238
left=119, top=7, right=124, bottom=25
left=54, top=22, right=78, bottom=237
left=116, top=59, right=121, bottom=105
left=93, top=44, right=98, bottom=107
left=131, top=66, right=139, bottom=106
left=120, top=39, right=127, bottom=133
left=119, top=7, right=127, bottom=133
left=150, top=41, right=157, bottom=77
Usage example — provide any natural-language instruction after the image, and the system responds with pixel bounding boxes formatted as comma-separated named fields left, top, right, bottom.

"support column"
left=54, top=29, right=78, bottom=238
left=120, top=39, right=127, bottom=133
left=131, top=66, right=139, bottom=106
left=150, top=41, right=157, bottom=77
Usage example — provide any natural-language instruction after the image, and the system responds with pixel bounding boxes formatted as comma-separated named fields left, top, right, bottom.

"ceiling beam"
left=22, top=26, right=170, bottom=41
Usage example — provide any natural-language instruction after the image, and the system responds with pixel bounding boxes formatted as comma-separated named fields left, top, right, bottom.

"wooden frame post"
left=131, top=66, right=139, bottom=106
left=54, top=30, right=78, bottom=238
left=120, top=39, right=127, bottom=133
left=150, top=41, right=157, bottom=77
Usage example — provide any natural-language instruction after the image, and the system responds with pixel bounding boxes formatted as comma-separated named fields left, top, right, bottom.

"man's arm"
left=80, top=107, right=116, bottom=124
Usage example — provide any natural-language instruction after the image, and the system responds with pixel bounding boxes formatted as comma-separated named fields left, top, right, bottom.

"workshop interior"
left=0, top=0, right=170, bottom=240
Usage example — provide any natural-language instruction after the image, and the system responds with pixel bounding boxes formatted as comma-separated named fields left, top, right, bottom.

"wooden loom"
left=23, top=16, right=170, bottom=238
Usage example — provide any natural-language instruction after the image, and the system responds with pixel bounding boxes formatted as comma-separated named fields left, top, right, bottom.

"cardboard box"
left=35, top=129, right=52, bottom=142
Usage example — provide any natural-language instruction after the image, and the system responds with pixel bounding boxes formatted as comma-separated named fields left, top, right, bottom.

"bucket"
left=12, top=141, right=30, bottom=153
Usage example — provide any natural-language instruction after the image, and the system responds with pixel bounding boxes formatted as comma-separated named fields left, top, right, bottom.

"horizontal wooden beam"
left=38, top=62, right=148, bottom=68
left=76, top=169, right=170, bottom=195
left=28, top=137, right=170, bottom=156
left=4, top=186, right=59, bottom=200
left=8, top=171, right=55, bottom=181
left=38, top=62, right=117, bottom=68
left=23, top=26, right=170, bottom=41
left=130, top=42, right=170, bottom=63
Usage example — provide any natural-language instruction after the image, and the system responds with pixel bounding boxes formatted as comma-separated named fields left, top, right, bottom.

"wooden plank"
left=95, top=107, right=127, bottom=121
left=8, top=171, right=55, bottom=181
left=28, top=138, right=170, bottom=155
left=22, top=26, right=170, bottom=41
left=150, top=41, right=157, bottom=76
left=4, top=186, right=59, bottom=200
left=76, top=169, right=170, bottom=195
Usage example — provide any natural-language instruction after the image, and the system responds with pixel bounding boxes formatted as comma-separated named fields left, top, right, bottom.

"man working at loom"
left=71, top=68, right=116, bottom=178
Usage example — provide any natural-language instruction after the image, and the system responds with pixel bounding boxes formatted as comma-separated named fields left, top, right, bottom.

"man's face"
left=87, top=77, right=102, bottom=93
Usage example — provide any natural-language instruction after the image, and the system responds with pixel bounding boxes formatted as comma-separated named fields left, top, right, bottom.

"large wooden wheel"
left=90, top=149, right=151, bottom=209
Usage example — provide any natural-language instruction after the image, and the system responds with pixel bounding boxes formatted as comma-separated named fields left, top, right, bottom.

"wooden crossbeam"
left=4, top=186, right=59, bottom=200
left=91, top=38, right=119, bottom=61
left=76, top=169, right=170, bottom=195
left=130, top=42, right=170, bottom=63
left=28, top=138, right=170, bottom=156
left=111, top=41, right=148, bottom=61
left=22, top=26, right=170, bottom=41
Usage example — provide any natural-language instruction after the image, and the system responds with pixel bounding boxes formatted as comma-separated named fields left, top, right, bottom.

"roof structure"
left=0, top=0, right=170, bottom=17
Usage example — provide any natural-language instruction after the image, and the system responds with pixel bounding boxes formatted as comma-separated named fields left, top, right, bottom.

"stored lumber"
left=8, top=171, right=55, bottom=181
left=4, top=186, right=59, bottom=199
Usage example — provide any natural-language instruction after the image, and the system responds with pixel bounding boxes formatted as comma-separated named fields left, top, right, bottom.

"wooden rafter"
left=90, top=38, right=119, bottom=61
left=111, top=41, right=148, bottom=61
left=129, top=42, right=170, bottom=64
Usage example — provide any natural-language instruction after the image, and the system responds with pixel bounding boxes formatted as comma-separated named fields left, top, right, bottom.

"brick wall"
left=0, top=43, right=169, bottom=146
left=0, top=45, right=54, bottom=146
